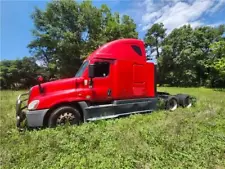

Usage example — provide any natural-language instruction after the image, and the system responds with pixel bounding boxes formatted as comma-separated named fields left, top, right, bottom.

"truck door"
left=133, top=64, right=146, bottom=97
left=91, top=61, right=113, bottom=102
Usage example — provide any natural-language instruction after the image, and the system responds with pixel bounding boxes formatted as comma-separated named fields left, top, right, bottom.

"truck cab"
left=16, top=38, right=158, bottom=128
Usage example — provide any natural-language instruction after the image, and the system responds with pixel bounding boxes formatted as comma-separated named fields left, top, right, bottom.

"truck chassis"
left=16, top=91, right=195, bottom=130
left=157, top=92, right=194, bottom=111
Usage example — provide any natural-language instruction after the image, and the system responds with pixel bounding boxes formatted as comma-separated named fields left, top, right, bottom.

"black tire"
left=165, top=96, right=178, bottom=111
left=176, top=94, right=192, bottom=108
left=48, top=106, right=82, bottom=128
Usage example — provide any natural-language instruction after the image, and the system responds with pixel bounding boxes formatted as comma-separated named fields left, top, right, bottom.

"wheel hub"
left=56, top=112, right=75, bottom=125
left=185, top=97, right=192, bottom=108
left=169, top=99, right=177, bottom=111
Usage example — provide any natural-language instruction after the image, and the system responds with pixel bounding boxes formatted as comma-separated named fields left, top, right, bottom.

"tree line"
left=1, top=0, right=224, bottom=89
left=145, top=23, right=225, bottom=87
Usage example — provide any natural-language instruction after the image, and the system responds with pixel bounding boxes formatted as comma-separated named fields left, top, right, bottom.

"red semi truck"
left=16, top=38, right=192, bottom=129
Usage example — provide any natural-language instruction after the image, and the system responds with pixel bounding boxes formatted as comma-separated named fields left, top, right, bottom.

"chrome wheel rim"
left=169, top=99, right=177, bottom=111
left=56, top=112, right=75, bottom=125
left=185, top=97, right=192, bottom=108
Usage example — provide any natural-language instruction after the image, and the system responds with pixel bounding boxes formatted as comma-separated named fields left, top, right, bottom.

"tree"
left=206, top=40, right=225, bottom=87
left=28, top=0, right=138, bottom=78
left=144, top=23, right=166, bottom=58
left=159, top=25, right=197, bottom=86
left=159, top=24, right=225, bottom=87
left=0, top=57, right=40, bottom=89
left=192, top=25, right=225, bottom=87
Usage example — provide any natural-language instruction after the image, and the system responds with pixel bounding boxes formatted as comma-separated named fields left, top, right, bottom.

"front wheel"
left=48, top=106, right=82, bottom=128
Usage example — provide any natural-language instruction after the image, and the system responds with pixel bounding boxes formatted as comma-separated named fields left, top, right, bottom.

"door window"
left=94, top=62, right=110, bottom=77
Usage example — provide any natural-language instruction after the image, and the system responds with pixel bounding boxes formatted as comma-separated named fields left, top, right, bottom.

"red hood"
left=41, top=78, right=76, bottom=92
left=28, top=77, right=77, bottom=103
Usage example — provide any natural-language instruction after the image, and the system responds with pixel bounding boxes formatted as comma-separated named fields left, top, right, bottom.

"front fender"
left=35, top=89, right=91, bottom=110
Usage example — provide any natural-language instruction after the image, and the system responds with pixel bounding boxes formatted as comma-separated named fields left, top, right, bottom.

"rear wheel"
left=48, top=106, right=82, bottom=128
left=165, top=96, right=178, bottom=111
left=177, top=94, right=192, bottom=108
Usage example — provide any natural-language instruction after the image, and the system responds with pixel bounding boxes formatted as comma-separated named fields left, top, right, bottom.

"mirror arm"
left=37, top=75, right=44, bottom=93
left=89, top=78, right=93, bottom=88
left=38, top=83, right=44, bottom=93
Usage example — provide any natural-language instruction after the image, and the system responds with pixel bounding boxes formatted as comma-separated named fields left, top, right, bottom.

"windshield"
left=75, top=60, right=88, bottom=77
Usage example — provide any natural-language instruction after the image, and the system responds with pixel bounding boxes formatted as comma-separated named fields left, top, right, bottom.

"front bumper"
left=16, top=93, right=49, bottom=128
left=26, top=109, right=49, bottom=127
left=16, top=92, right=29, bottom=128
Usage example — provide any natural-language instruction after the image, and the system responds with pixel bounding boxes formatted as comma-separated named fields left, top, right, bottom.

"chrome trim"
left=17, top=92, right=29, bottom=100
left=16, top=92, right=29, bottom=128
left=87, top=109, right=153, bottom=121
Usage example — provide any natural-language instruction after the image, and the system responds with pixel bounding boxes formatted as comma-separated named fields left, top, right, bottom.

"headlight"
left=28, top=100, right=39, bottom=110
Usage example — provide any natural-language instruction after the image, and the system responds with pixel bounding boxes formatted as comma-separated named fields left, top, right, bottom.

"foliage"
left=145, top=23, right=225, bottom=87
left=1, top=88, right=225, bottom=168
left=28, top=0, right=138, bottom=78
left=209, top=41, right=225, bottom=76
left=0, top=57, right=40, bottom=89
left=144, top=23, right=166, bottom=58
left=1, top=0, right=225, bottom=89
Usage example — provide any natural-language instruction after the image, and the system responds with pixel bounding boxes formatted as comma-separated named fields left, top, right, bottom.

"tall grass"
left=0, top=88, right=225, bottom=169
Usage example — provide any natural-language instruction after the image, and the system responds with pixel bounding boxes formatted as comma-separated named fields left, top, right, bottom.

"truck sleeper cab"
left=16, top=38, right=158, bottom=129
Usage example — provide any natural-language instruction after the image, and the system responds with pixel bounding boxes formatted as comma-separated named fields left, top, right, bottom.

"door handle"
left=107, top=89, right=112, bottom=96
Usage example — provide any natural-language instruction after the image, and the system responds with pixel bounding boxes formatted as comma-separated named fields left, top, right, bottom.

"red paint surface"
left=28, top=38, right=156, bottom=109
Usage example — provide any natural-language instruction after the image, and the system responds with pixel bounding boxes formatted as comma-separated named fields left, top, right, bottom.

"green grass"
left=0, top=87, right=225, bottom=169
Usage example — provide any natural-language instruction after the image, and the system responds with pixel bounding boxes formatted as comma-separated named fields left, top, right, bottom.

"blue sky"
left=1, top=0, right=225, bottom=61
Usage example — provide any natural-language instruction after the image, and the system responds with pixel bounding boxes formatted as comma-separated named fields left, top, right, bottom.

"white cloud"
left=137, top=0, right=225, bottom=33
left=141, top=0, right=155, bottom=12
left=208, top=21, right=225, bottom=27
left=209, top=0, right=225, bottom=13
left=189, top=21, right=203, bottom=28
left=142, top=5, right=170, bottom=24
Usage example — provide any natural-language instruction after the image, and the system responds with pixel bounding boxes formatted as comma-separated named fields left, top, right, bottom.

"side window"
left=131, top=45, right=142, bottom=56
left=94, top=62, right=110, bottom=77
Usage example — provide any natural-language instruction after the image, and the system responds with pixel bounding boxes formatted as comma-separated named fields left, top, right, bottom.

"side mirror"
left=88, top=64, right=95, bottom=78
left=37, top=75, right=44, bottom=93
left=37, top=75, right=44, bottom=83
